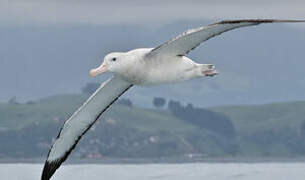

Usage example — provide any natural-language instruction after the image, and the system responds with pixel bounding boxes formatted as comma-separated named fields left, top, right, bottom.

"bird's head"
left=90, top=52, right=125, bottom=77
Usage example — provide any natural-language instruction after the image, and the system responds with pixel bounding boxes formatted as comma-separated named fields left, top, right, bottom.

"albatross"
left=41, top=19, right=305, bottom=179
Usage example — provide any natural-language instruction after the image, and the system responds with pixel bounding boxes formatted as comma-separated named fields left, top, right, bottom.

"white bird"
left=41, top=19, right=305, bottom=180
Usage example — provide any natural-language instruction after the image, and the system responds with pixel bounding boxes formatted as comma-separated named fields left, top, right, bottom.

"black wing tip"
left=215, top=19, right=305, bottom=25
left=41, top=160, right=61, bottom=180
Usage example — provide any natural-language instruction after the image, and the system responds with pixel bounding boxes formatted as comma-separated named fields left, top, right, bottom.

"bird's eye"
left=112, top=57, right=117, bottom=62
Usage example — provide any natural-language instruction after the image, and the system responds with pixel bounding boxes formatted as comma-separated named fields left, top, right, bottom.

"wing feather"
left=41, top=76, right=132, bottom=180
left=148, top=19, right=305, bottom=57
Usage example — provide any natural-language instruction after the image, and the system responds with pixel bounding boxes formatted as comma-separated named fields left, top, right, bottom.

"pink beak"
left=89, top=62, right=108, bottom=77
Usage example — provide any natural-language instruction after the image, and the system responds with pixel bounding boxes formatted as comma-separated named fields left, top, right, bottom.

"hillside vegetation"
left=210, top=101, right=305, bottom=135
left=1, top=95, right=305, bottom=159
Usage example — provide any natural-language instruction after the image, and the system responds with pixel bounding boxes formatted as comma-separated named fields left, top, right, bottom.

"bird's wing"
left=147, top=19, right=305, bottom=57
left=41, top=76, right=133, bottom=180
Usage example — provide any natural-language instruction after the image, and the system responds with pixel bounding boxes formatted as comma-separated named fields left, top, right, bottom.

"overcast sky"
left=1, top=0, right=305, bottom=25
left=1, top=0, right=305, bottom=105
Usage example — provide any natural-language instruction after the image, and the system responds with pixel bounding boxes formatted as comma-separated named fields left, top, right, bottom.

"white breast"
left=139, top=55, right=199, bottom=85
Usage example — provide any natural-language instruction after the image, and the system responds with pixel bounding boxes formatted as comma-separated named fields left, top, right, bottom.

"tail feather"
left=198, top=64, right=218, bottom=77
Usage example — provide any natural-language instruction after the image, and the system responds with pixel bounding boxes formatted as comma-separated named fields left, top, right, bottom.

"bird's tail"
left=198, top=64, right=219, bottom=77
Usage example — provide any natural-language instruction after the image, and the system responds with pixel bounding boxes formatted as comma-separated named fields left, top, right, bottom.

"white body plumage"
left=113, top=48, right=215, bottom=85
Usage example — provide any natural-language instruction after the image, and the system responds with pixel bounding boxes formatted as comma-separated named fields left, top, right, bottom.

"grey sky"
left=1, top=0, right=305, bottom=106
left=1, top=0, right=305, bottom=25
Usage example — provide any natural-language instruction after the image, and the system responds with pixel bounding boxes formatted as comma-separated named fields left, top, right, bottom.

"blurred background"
left=1, top=0, right=305, bottom=162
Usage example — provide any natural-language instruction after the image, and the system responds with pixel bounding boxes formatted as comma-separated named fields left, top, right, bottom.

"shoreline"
left=2, top=157, right=305, bottom=164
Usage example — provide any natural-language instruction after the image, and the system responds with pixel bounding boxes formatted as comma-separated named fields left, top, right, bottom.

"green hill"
left=0, top=94, right=195, bottom=133
left=0, top=94, right=237, bottom=158
left=0, top=94, right=88, bottom=130
left=1, top=95, right=305, bottom=159
left=210, top=102, right=305, bottom=156
left=210, top=101, right=305, bottom=135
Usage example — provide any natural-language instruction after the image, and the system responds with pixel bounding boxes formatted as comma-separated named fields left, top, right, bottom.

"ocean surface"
left=1, top=163, right=305, bottom=180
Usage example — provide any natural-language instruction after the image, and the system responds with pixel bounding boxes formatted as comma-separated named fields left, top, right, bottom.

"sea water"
left=0, top=163, right=304, bottom=180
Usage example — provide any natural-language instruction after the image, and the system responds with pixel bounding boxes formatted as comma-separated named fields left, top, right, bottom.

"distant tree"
left=168, top=100, right=236, bottom=138
left=8, top=96, right=19, bottom=105
left=26, top=101, right=36, bottom=105
left=186, top=103, right=194, bottom=110
left=153, top=97, right=166, bottom=108
left=168, top=100, right=182, bottom=111
left=117, top=98, right=133, bottom=107
left=81, top=83, right=100, bottom=94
